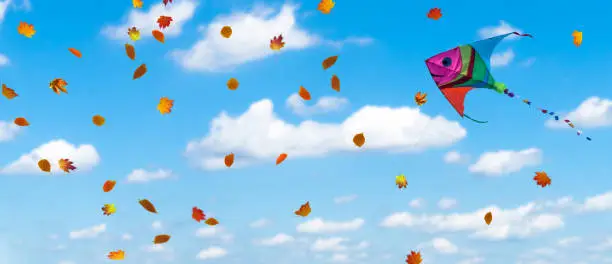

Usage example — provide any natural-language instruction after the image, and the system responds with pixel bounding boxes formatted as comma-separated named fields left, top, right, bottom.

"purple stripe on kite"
left=512, top=32, right=533, bottom=38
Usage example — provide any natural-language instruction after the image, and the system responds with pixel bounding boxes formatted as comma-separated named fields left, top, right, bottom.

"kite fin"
left=440, top=87, right=473, bottom=117
left=463, top=114, right=488, bottom=123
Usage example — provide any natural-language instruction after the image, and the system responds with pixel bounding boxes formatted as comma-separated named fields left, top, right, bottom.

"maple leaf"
left=157, top=16, right=173, bottom=29
left=534, top=171, right=551, bottom=187
left=220, top=26, right=232, bottom=38
left=415, top=92, right=427, bottom=106
left=163, top=0, right=173, bottom=5
left=353, top=133, right=365, bottom=147
left=396, top=174, right=407, bottom=189
left=157, top=97, right=174, bottom=114
left=406, top=251, right=422, bottom=264
left=102, top=204, right=116, bottom=216
left=205, top=217, right=219, bottom=226
left=572, top=30, right=582, bottom=47
left=427, top=8, right=442, bottom=20
left=17, top=22, right=35, bottom=38
left=317, top=0, right=335, bottom=14
left=294, top=201, right=311, bottom=217
left=107, top=249, right=125, bottom=260
left=58, top=158, right=76, bottom=173
left=133, top=0, right=143, bottom=8
left=270, top=34, right=285, bottom=51
left=103, top=180, right=116, bottom=192
left=2, top=84, right=17, bottom=99
left=49, top=78, right=68, bottom=95
left=127, top=27, right=141, bottom=41
left=192, top=207, right=206, bottom=222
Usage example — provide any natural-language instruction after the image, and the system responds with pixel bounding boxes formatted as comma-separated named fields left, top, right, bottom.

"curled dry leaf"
left=158, top=97, right=174, bottom=114
left=58, top=158, right=76, bottom=173
left=224, top=153, right=235, bottom=167
left=92, top=115, right=105, bottom=126
left=133, top=64, right=147, bottom=80
left=220, top=26, right=232, bottom=38
left=2, top=84, right=17, bottom=99
left=192, top=206, right=206, bottom=222
left=38, top=159, right=51, bottom=172
left=294, top=201, right=311, bottom=217
left=125, top=43, right=136, bottom=60
left=153, top=234, right=171, bottom=244
left=484, top=211, right=493, bottom=225
left=298, top=86, right=311, bottom=100
left=128, top=27, right=141, bottom=41
left=205, top=217, right=219, bottom=226
left=322, top=55, right=338, bottom=70
left=107, top=249, right=125, bottom=260
left=227, top=78, right=239, bottom=90
left=352, top=133, right=365, bottom=147
left=103, top=180, right=116, bottom=192
left=49, top=78, right=68, bottom=94
left=102, top=204, right=116, bottom=216
left=139, top=199, right=158, bottom=213
left=68, top=48, right=82, bottom=58
left=406, top=250, right=422, bottom=264
left=14, top=117, right=29, bottom=127
left=331, top=75, right=340, bottom=92
left=276, top=153, right=287, bottom=165
left=533, top=171, right=551, bottom=187
left=17, top=22, right=35, bottom=38
left=152, top=30, right=165, bottom=43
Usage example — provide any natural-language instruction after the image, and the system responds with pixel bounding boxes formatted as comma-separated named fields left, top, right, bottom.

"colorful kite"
left=425, top=32, right=591, bottom=141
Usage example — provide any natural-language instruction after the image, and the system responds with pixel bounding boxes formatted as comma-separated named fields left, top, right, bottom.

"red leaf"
left=427, top=8, right=442, bottom=20
left=162, top=0, right=173, bottom=5
left=157, top=16, right=173, bottom=29
left=192, top=206, right=206, bottom=222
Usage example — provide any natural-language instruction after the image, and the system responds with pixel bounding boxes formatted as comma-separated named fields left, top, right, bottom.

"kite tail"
left=463, top=114, right=488, bottom=124
left=502, top=88, right=592, bottom=141
left=512, top=32, right=533, bottom=38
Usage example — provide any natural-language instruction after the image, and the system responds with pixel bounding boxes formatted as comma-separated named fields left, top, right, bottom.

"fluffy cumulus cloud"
left=546, top=96, right=612, bottom=129
left=443, top=150, right=468, bottom=164
left=196, top=246, right=227, bottom=260
left=468, top=148, right=541, bottom=176
left=410, top=198, right=425, bottom=208
left=478, top=20, right=523, bottom=39
left=0, top=53, right=9, bottom=66
left=0, top=120, right=21, bottom=142
left=579, top=191, right=612, bottom=212
left=185, top=99, right=466, bottom=170
left=297, top=218, right=364, bottom=233
left=437, top=198, right=458, bottom=210
left=256, top=233, right=294, bottom=246
left=311, top=237, right=348, bottom=252
left=0, top=139, right=100, bottom=174
left=249, top=218, right=269, bottom=228
left=102, top=0, right=197, bottom=41
left=333, top=194, right=358, bottom=204
left=69, top=224, right=106, bottom=239
left=430, top=237, right=459, bottom=254
left=490, top=49, right=515, bottom=67
left=126, top=168, right=173, bottom=183
left=286, top=94, right=349, bottom=116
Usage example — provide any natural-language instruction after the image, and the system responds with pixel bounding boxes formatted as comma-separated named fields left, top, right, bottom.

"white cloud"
left=558, top=236, right=581, bottom=247
left=311, top=237, right=348, bottom=252
left=355, top=241, right=369, bottom=250
left=0, top=120, right=21, bottom=142
left=325, top=36, right=374, bottom=49
left=438, top=198, right=458, bottom=210
left=431, top=237, right=458, bottom=254
left=69, top=224, right=106, bottom=239
left=443, top=150, right=468, bottom=164
left=0, top=54, right=9, bottom=66
left=257, top=233, right=294, bottom=246
left=330, top=253, right=349, bottom=262
left=195, top=226, right=221, bottom=237
left=101, top=0, right=197, bottom=41
left=0, top=0, right=11, bottom=22
left=249, top=218, right=269, bottom=228
left=0, top=139, right=100, bottom=175
left=545, top=97, right=612, bottom=129
left=468, top=148, right=542, bottom=176
left=409, top=198, right=425, bottom=208
left=126, top=169, right=173, bottom=183
left=381, top=202, right=564, bottom=240
left=185, top=99, right=466, bottom=170
left=143, top=244, right=167, bottom=253
left=297, top=218, right=364, bottom=233
left=196, top=246, right=227, bottom=260
left=286, top=94, right=349, bottom=116
left=580, top=191, right=612, bottom=212
left=151, top=221, right=162, bottom=230
left=478, top=21, right=522, bottom=39
left=490, top=49, right=515, bottom=67
left=458, top=257, right=484, bottom=264
left=334, top=195, right=357, bottom=204
left=121, top=233, right=133, bottom=240
left=58, top=261, right=75, bottom=264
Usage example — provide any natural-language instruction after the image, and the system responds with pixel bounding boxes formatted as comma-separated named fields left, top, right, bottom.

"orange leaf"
left=58, top=158, right=76, bottom=173
left=92, top=115, right=106, bottom=126
left=125, top=43, right=136, bottom=60
left=152, top=30, right=165, bottom=43
left=103, top=180, right=116, bottom=192
left=192, top=206, right=206, bottom=222
left=415, top=92, right=427, bottom=106
left=298, top=86, right=311, bottom=100
left=322, top=55, right=338, bottom=70
left=158, top=97, right=174, bottom=114
left=427, top=8, right=442, bottom=20
left=572, top=30, right=583, bottom=47
left=68, top=48, right=82, bottom=58
left=331, top=75, right=340, bottom=92
left=317, top=0, right=335, bottom=14
left=139, top=199, right=158, bottom=213
left=533, top=171, right=551, bottom=187
left=157, top=16, right=173, bottom=29
left=153, top=234, right=171, bottom=244
left=133, top=64, right=147, bottom=80
left=2, top=84, right=17, bottom=99
left=14, top=117, right=29, bottom=126
left=353, top=133, right=365, bottom=147
left=49, top=78, right=68, bottom=95
left=406, top=250, right=422, bottom=264
left=484, top=211, right=493, bottom=225
left=276, top=153, right=287, bottom=165
left=227, top=78, right=239, bottom=90
left=270, top=34, right=285, bottom=51
left=205, top=217, right=219, bottom=226
left=17, top=22, right=35, bottom=38
left=294, top=201, right=311, bottom=217
left=220, top=26, right=232, bottom=38
left=224, top=153, right=234, bottom=167
left=107, top=249, right=125, bottom=260
left=37, top=159, right=51, bottom=172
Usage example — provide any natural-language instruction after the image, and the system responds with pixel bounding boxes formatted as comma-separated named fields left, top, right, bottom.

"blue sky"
left=0, top=0, right=611, bottom=263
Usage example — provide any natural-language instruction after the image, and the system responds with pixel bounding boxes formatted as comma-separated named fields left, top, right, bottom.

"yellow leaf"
left=133, top=0, right=143, bottom=8
left=572, top=30, right=582, bottom=47
left=107, top=249, right=125, bottom=260
left=158, top=97, right=174, bottom=114
left=128, top=27, right=141, bottom=41
left=317, top=0, right=335, bottom=14
left=17, top=22, right=35, bottom=38
left=102, top=204, right=116, bottom=216
left=395, top=174, right=407, bottom=189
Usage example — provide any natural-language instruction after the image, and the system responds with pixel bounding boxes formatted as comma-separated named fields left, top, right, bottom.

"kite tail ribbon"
left=512, top=32, right=533, bottom=38
left=503, top=88, right=592, bottom=141
left=463, top=114, right=488, bottom=123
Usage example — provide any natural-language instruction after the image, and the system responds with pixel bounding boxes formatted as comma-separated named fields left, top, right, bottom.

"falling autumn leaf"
left=133, top=0, right=143, bottom=8
left=92, top=115, right=105, bottom=126
left=298, top=86, right=311, bottom=100
left=572, top=30, right=582, bottom=47
left=427, top=8, right=442, bottom=20
left=294, top=201, right=311, bottom=217
left=192, top=207, right=206, bottom=222
left=38, top=159, right=51, bottom=172
left=125, top=43, right=136, bottom=60
left=128, top=27, right=141, bottom=41
left=152, top=30, right=165, bottom=43
left=157, top=97, right=174, bottom=114
left=220, top=26, right=232, bottom=38
left=352, top=133, right=365, bottom=147
left=276, top=153, right=288, bottom=165
left=17, top=22, right=35, bottom=38
left=102, top=204, right=116, bottom=216
left=49, top=78, right=68, bottom=94
left=534, top=171, right=551, bottom=187
left=322, top=55, right=338, bottom=70
left=224, top=153, right=234, bottom=167
left=2, top=84, right=17, bottom=99
left=331, top=75, right=340, bottom=92
left=133, top=64, right=147, bottom=80
left=68, top=48, right=82, bottom=58
left=157, top=16, right=173, bottom=29
left=205, top=218, right=219, bottom=226
left=163, top=0, right=173, bottom=5
left=270, top=34, right=285, bottom=51
left=13, top=117, right=29, bottom=127
left=153, top=234, right=171, bottom=244
left=415, top=92, right=427, bottom=106
left=139, top=199, right=158, bottom=213
left=484, top=211, right=493, bottom=225
left=58, top=158, right=76, bottom=173
left=103, top=180, right=116, bottom=192
left=107, top=250, right=125, bottom=260
left=317, top=0, right=335, bottom=14
left=396, top=174, right=407, bottom=189
left=406, top=251, right=422, bottom=264
left=227, top=78, right=239, bottom=90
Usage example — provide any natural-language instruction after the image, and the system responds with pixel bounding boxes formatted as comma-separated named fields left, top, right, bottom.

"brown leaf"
left=125, top=43, right=136, bottom=60
left=484, top=211, right=493, bottom=225
left=139, top=199, right=158, bottom=213
left=37, top=159, right=51, bottom=172
left=298, top=86, right=311, bottom=100
left=294, top=201, right=311, bottom=217
left=276, top=153, right=287, bottom=165
left=224, top=153, right=234, bottom=167
left=205, top=218, right=219, bottom=226
left=14, top=117, right=29, bottom=126
left=68, top=48, right=82, bottom=58
left=220, top=26, right=232, bottom=38
left=153, top=234, right=170, bottom=244
left=152, top=30, right=165, bottom=43
left=322, top=55, right=338, bottom=70
left=103, top=180, right=116, bottom=192
left=2, top=84, right=18, bottom=99
left=92, top=115, right=105, bottom=126
left=133, top=64, right=147, bottom=80
left=353, top=133, right=365, bottom=147
left=331, top=75, right=340, bottom=92
left=227, top=78, right=239, bottom=90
